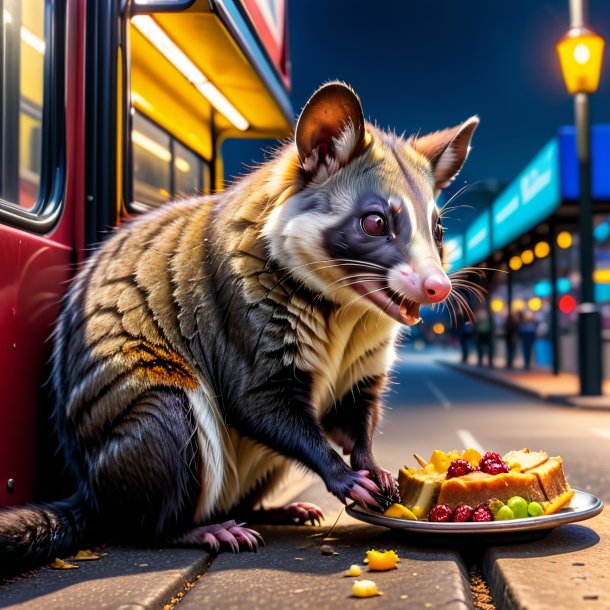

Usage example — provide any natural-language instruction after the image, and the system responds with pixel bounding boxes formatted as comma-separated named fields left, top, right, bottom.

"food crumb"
left=352, top=579, right=383, bottom=598
left=400, top=594, right=409, bottom=599
left=348, top=564, right=362, bottom=577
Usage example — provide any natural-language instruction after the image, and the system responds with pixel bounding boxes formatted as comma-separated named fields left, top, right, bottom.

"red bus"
left=0, top=0, right=293, bottom=507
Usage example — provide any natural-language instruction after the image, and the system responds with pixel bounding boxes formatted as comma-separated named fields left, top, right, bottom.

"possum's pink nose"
left=423, top=274, right=451, bottom=303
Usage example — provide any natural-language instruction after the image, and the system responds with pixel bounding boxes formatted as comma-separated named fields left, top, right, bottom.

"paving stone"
left=484, top=508, right=610, bottom=610
left=0, top=546, right=211, bottom=610
left=178, top=524, right=473, bottom=610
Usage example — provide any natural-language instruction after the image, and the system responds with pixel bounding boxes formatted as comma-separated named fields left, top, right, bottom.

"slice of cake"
left=395, top=448, right=574, bottom=521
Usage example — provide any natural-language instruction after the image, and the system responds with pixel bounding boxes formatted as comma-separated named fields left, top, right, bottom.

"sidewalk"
left=441, top=360, right=610, bottom=410
left=1, top=468, right=609, bottom=610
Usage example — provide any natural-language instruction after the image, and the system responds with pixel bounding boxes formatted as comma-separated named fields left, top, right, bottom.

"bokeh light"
left=512, top=299, right=526, bottom=312
left=432, top=322, right=445, bottom=335
left=509, top=256, right=523, bottom=271
left=534, top=241, right=550, bottom=258
left=559, top=295, right=577, bottom=314
left=528, top=297, right=542, bottom=312
left=521, top=250, right=534, bottom=265
left=491, top=298, right=504, bottom=313
left=557, top=231, right=573, bottom=249
left=557, top=277, right=572, bottom=294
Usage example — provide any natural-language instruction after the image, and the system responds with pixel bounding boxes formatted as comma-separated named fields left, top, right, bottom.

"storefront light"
left=557, top=231, right=573, bottom=249
left=534, top=241, right=550, bottom=258
left=509, top=256, right=523, bottom=271
left=528, top=297, right=543, bottom=312
left=521, top=250, right=534, bottom=265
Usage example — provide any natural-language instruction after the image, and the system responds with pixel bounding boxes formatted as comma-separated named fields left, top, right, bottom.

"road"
left=369, top=349, right=610, bottom=505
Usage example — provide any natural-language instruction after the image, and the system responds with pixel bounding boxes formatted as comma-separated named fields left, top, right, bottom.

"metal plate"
left=346, top=489, right=603, bottom=534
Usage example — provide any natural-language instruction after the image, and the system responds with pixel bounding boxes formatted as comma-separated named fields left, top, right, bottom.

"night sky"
left=223, top=0, right=610, bottom=231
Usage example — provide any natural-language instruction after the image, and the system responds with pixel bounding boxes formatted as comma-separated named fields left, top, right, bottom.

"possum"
left=0, top=82, right=478, bottom=572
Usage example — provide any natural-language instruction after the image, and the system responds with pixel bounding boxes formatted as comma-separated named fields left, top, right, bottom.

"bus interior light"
left=131, top=15, right=249, bottom=132
left=21, top=27, right=46, bottom=55
left=132, top=130, right=172, bottom=162
left=195, top=82, right=249, bottom=132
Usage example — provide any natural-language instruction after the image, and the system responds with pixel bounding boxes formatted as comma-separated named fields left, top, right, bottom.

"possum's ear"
left=296, top=82, right=366, bottom=175
left=414, top=116, right=479, bottom=193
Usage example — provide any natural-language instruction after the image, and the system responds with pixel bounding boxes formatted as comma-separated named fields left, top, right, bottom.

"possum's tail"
left=0, top=493, right=93, bottom=575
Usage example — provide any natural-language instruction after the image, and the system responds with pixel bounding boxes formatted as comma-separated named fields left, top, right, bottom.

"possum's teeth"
left=399, top=301, right=422, bottom=326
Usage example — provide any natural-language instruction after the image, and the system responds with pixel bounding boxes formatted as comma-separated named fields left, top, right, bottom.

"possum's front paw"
left=331, top=468, right=382, bottom=510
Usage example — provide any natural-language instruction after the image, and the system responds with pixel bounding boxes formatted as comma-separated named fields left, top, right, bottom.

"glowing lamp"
left=557, top=26, right=605, bottom=94
left=559, top=294, right=577, bottom=314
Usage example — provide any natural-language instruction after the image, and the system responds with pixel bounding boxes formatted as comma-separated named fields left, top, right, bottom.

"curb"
left=438, top=360, right=610, bottom=412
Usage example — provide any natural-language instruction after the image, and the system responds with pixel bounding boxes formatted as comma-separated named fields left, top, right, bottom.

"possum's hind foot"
left=246, top=501, right=325, bottom=525
left=172, top=520, right=263, bottom=553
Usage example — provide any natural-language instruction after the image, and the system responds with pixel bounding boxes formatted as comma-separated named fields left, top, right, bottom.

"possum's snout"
left=423, top=273, right=452, bottom=303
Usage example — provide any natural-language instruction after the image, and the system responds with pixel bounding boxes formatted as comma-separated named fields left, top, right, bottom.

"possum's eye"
left=361, top=213, right=388, bottom=236
left=435, top=222, right=444, bottom=246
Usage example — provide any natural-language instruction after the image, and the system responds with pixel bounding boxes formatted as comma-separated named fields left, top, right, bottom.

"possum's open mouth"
left=351, top=280, right=422, bottom=326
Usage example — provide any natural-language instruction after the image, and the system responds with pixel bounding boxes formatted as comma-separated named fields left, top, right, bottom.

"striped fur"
left=0, top=83, right=478, bottom=569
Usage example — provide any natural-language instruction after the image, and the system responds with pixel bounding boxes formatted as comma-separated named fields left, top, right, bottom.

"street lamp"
left=556, top=0, right=605, bottom=395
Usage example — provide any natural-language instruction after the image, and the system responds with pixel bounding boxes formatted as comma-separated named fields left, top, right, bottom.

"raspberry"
left=471, top=504, right=493, bottom=522
left=451, top=504, right=474, bottom=522
left=479, top=452, right=510, bottom=475
left=480, top=460, right=510, bottom=475
left=428, top=504, right=453, bottom=522
left=446, top=459, right=476, bottom=479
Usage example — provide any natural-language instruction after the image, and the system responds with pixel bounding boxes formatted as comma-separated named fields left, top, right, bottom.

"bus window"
left=1, top=0, right=45, bottom=209
left=174, top=141, right=201, bottom=198
left=132, top=112, right=172, bottom=211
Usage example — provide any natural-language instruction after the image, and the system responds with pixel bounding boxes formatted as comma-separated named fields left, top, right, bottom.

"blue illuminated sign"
left=559, top=124, right=610, bottom=200
left=444, top=235, right=464, bottom=274
left=464, top=209, right=490, bottom=268
left=491, top=139, right=561, bottom=251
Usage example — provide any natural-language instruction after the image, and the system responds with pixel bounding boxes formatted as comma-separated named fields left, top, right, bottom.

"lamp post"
left=556, top=0, right=605, bottom=396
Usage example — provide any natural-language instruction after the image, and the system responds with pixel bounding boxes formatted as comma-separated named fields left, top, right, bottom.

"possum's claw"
left=172, top=520, right=262, bottom=553
left=349, top=470, right=382, bottom=510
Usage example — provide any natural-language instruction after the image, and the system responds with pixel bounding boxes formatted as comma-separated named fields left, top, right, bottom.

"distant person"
left=456, top=318, right=475, bottom=363
left=518, top=310, right=538, bottom=370
left=475, top=307, right=493, bottom=367
left=503, top=312, right=519, bottom=369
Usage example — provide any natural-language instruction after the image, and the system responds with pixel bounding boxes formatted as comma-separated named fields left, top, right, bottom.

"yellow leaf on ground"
left=73, top=549, right=101, bottom=561
left=49, top=558, right=79, bottom=569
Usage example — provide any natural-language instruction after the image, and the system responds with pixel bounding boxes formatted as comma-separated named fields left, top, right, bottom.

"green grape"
left=495, top=505, right=515, bottom=520
left=507, top=496, right=528, bottom=519
left=527, top=501, right=544, bottom=517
